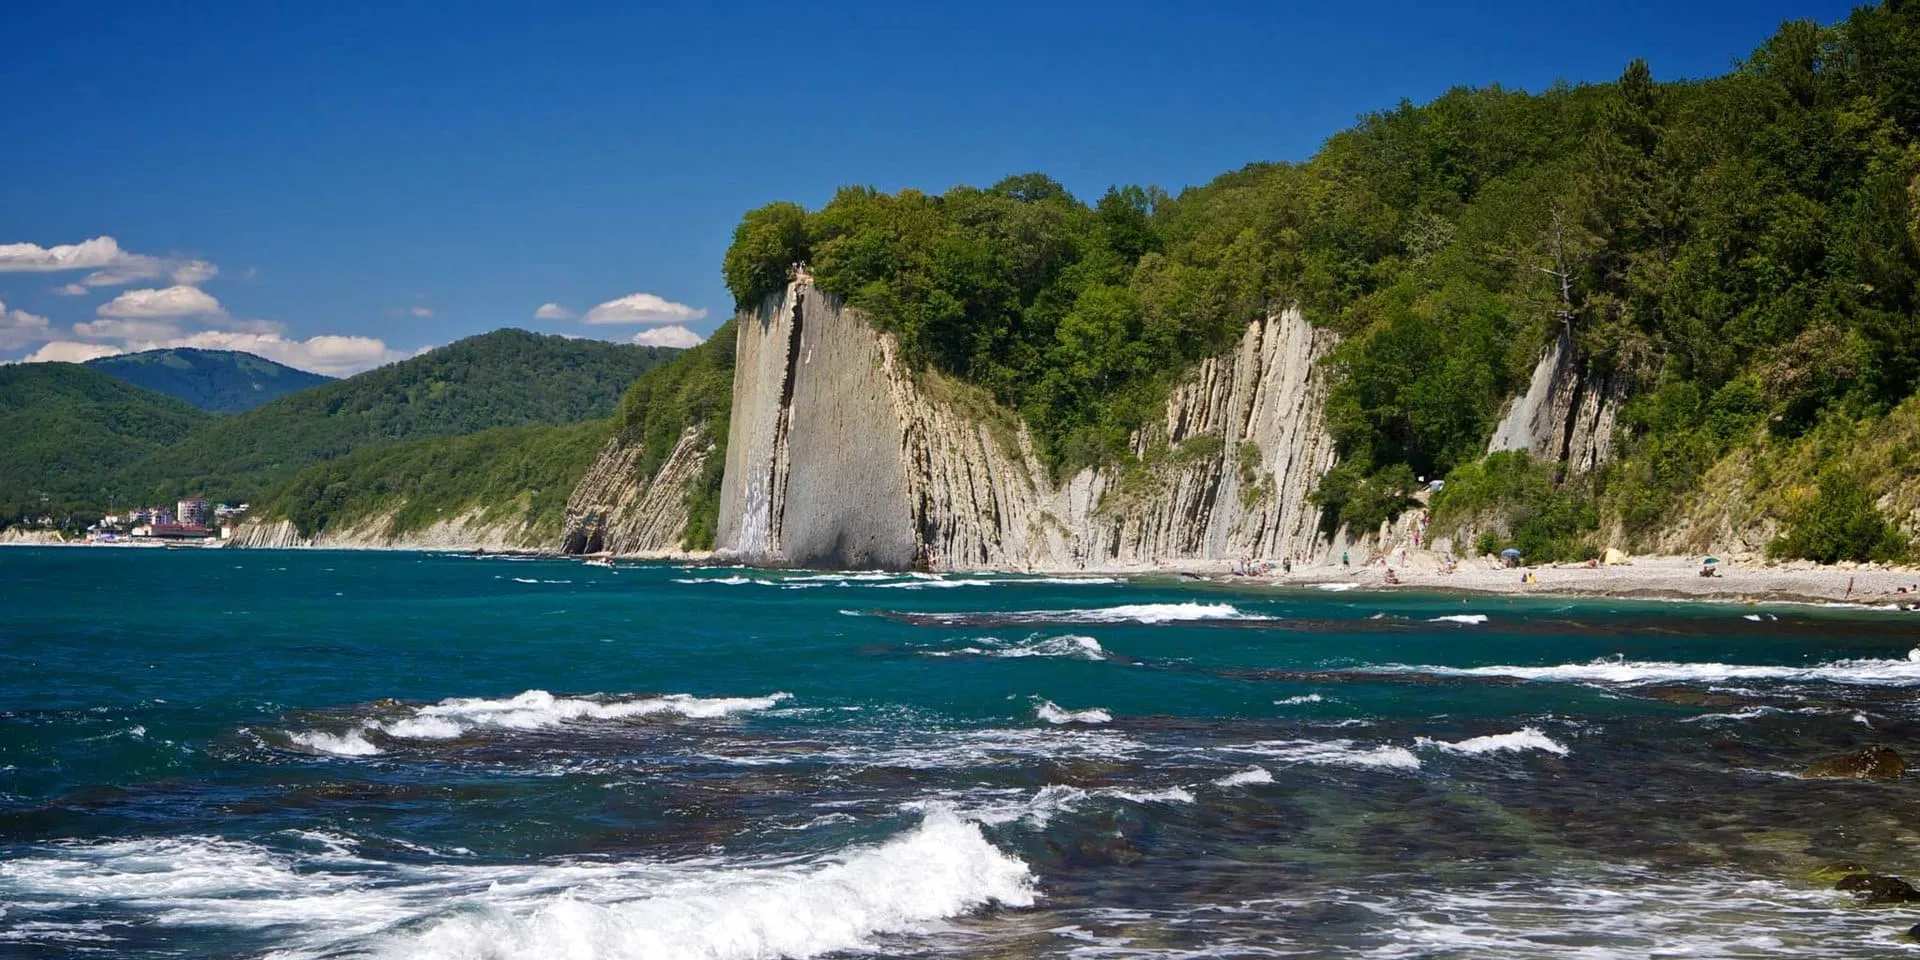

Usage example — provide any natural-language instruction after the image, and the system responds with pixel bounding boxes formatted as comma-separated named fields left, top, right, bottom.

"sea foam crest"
left=372, top=809, right=1034, bottom=960
left=928, top=634, right=1107, bottom=660
left=1419, top=726, right=1569, bottom=756
left=1428, top=614, right=1489, bottom=625
left=0, top=812, right=1034, bottom=960
left=289, top=690, right=791, bottom=756
left=1375, top=656, right=1920, bottom=687
left=1225, top=739, right=1421, bottom=771
left=1033, top=699, right=1112, bottom=725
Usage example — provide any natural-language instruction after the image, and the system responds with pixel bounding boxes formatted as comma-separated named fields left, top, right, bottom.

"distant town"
left=77, top=498, right=249, bottom=545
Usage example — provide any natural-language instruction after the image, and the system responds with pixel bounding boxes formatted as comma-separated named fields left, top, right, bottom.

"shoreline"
left=8, top=538, right=1919, bottom=609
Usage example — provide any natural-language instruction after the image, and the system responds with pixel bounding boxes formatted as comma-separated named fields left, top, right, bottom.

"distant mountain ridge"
left=0, top=364, right=210, bottom=521
left=0, top=328, right=679, bottom=525
left=85, top=348, right=334, bottom=413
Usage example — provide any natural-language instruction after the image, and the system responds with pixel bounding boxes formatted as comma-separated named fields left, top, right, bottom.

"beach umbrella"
left=1703, top=556, right=1719, bottom=565
left=1500, top=548, right=1523, bottom=559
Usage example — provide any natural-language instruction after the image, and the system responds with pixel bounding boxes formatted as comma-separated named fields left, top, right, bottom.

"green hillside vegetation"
left=85, top=348, right=334, bottom=413
left=261, top=420, right=612, bottom=543
left=256, top=322, right=737, bottom=549
left=726, top=2, right=1920, bottom=563
left=608, top=319, right=737, bottom=549
left=120, top=329, right=674, bottom=504
left=0, top=364, right=210, bottom=524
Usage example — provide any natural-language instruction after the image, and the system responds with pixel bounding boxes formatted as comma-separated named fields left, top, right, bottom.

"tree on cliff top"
left=723, top=2, right=1920, bottom=546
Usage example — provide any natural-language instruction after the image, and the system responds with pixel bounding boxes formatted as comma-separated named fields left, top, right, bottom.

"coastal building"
left=177, top=498, right=210, bottom=527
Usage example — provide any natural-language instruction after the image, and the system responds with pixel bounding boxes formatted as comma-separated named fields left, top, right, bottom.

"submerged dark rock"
left=1806, top=746, right=1906, bottom=779
left=1836, top=872, right=1920, bottom=904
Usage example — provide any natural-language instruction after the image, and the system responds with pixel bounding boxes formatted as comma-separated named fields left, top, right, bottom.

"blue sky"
left=0, top=0, right=1860, bottom=375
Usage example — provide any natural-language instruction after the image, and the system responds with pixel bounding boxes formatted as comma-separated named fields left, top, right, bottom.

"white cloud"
left=581, top=292, right=707, bottom=326
left=23, top=341, right=122, bottom=363
left=73, top=318, right=182, bottom=340
left=171, top=260, right=218, bottom=285
left=0, top=300, right=54, bottom=350
left=533, top=302, right=573, bottom=321
left=97, top=285, right=223, bottom=319
left=409, top=306, right=433, bottom=319
left=113, top=331, right=406, bottom=378
left=632, top=325, right=705, bottom=348
left=0, top=237, right=140, bottom=273
left=0, top=236, right=219, bottom=292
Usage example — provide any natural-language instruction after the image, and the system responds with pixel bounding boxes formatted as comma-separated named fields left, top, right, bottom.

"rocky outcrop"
left=559, top=427, right=715, bottom=556
left=1487, top=325, right=1626, bottom=473
left=228, top=507, right=552, bottom=552
left=229, top=519, right=310, bottom=548
left=715, top=281, right=1342, bottom=571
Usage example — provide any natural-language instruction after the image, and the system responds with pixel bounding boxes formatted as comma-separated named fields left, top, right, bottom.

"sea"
left=5, top=548, right=1920, bottom=959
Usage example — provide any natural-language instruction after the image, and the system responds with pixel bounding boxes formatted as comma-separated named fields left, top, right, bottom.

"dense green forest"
left=256, top=324, right=736, bottom=547
left=725, top=2, right=1920, bottom=562
left=0, top=364, right=211, bottom=523
left=118, top=329, right=672, bottom=505
left=260, top=421, right=612, bottom=542
left=86, top=348, right=334, bottom=413
left=0, top=330, right=675, bottom=526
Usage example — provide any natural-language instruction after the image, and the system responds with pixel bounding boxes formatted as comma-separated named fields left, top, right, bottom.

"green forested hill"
left=85, top=348, right=334, bottom=413
left=120, top=329, right=675, bottom=504
left=724, top=2, right=1920, bottom=562
left=0, top=364, right=211, bottom=522
left=256, top=322, right=737, bottom=546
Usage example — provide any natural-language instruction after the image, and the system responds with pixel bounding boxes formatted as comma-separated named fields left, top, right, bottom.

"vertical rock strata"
left=716, top=280, right=1343, bottom=571
left=559, top=427, right=713, bottom=555
left=1486, top=325, right=1626, bottom=473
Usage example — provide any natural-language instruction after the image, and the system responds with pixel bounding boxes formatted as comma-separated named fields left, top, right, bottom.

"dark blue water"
left=5, top=548, right=1920, bottom=958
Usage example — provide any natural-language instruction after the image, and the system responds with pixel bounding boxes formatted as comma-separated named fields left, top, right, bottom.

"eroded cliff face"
left=716, top=281, right=1342, bottom=571
left=228, top=507, right=552, bottom=551
left=558, top=427, right=715, bottom=556
left=1486, top=325, right=1626, bottom=473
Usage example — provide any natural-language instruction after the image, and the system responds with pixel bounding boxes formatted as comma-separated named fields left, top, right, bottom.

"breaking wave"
left=0, top=811, right=1034, bottom=960
left=1223, top=739, right=1422, bottom=771
left=925, top=634, right=1107, bottom=660
left=1033, top=699, right=1112, bottom=725
left=287, top=690, right=791, bottom=756
left=1419, top=726, right=1569, bottom=756
left=1367, top=656, right=1920, bottom=687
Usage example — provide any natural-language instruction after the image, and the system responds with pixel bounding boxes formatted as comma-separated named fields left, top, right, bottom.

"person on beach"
left=1342, top=551, right=1350, bottom=567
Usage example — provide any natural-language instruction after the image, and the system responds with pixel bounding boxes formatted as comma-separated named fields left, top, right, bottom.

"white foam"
left=1428, top=614, right=1488, bottom=625
left=1275, top=694, right=1324, bottom=705
left=382, top=690, right=792, bottom=739
left=1316, top=582, right=1361, bottom=591
left=1419, top=727, right=1569, bottom=756
left=289, top=728, right=382, bottom=757
left=1042, top=602, right=1250, bottom=624
left=871, top=578, right=995, bottom=589
left=1034, top=700, right=1112, bottom=725
left=1104, top=786, right=1195, bottom=805
left=371, top=809, right=1032, bottom=960
left=673, top=575, right=757, bottom=585
left=287, top=690, right=791, bottom=752
left=0, top=812, right=1034, bottom=960
left=1368, top=656, right=1920, bottom=687
left=1213, top=766, right=1274, bottom=787
left=928, top=634, right=1107, bottom=661
left=1224, top=739, right=1422, bottom=771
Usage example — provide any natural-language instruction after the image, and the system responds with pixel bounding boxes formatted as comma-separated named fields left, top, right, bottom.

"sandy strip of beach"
left=1244, top=553, right=1920, bottom=607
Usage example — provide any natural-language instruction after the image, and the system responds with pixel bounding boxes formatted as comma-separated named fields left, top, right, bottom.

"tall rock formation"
left=716, top=281, right=1342, bottom=571
left=559, top=428, right=715, bottom=555
left=1486, top=325, right=1626, bottom=473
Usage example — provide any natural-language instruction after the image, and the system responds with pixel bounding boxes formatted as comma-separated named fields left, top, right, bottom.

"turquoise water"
left=5, top=548, right=1920, bottom=958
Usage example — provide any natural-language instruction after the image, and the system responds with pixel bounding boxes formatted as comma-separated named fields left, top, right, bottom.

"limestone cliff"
left=228, top=506, right=555, bottom=551
left=716, top=281, right=1342, bottom=571
left=1486, top=325, right=1626, bottom=473
left=558, top=427, right=715, bottom=556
